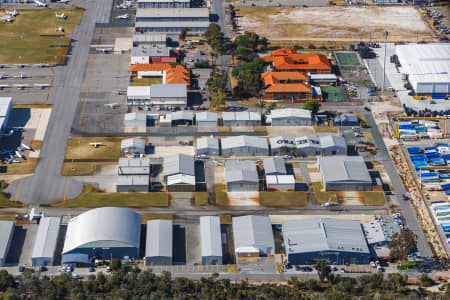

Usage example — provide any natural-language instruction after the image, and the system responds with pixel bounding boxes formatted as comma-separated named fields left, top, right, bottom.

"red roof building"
left=261, top=72, right=322, bottom=102
left=262, top=49, right=331, bottom=74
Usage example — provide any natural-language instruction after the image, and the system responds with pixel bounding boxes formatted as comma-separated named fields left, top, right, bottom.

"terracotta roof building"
left=261, top=72, right=322, bottom=102
left=130, top=63, right=190, bottom=85
left=262, top=49, right=331, bottom=74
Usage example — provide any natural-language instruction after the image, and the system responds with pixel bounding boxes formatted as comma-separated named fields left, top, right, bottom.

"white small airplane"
left=116, top=3, right=130, bottom=9
left=56, top=26, right=64, bottom=32
left=21, top=143, right=32, bottom=151
left=56, top=13, right=67, bottom=19
left=0, top=85, right=9, bottom=90
left=33, top=63, right=50, bottom=68
left=105, top=103, right=119, bottom=109
left=0, top=16, right=14, bottom=22
left=111, top=90, right=125, bottom=95
left=33, top=83, right=50, bottom=89
left=5, top=10, right=18, bottom=17
left=96, top=48, right=113, bottom=53
left=15, top=150, right=26, bottom=160
left=0, top=74, right=8, bottom=79
left=115, top=14, right=129, bottom=19
left=13, top=84, right=30, bottom=90
left=57, top=0, right=69, bottom=3
left=0, top=65, right=7, bottom=68
left=321, top=201, right=339, bottom=208
left=14, top=64, right=29, bottom=68
left=89, top=142, right=103, bottom=148
left=34, top=0, right=48, bottom=7
left=15, top=72, right=30, bottom=79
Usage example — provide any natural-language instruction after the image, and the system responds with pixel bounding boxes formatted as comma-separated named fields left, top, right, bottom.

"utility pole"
left=382, top=30, right=388, bottom=93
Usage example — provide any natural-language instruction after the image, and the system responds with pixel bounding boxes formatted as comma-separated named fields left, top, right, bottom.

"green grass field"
left=51, top=185, right=169, bottom=208
left=321, top=86, right=349, bottom=103
left=194, top=192, right=208, bottom=206
left=260, top=192, right=307, bottom=207
left=312, top=182, right=337, bottom=204
left=129, top=76, right=163, bottom=86
left=362, top=191, right=386, bottom=206
left=0, top=181, right=23, bottom=208
left=0, top=8, right=84, bottom=64
left=335, top=52, right=360, bottom=66
left=61, top=161, right=116, bottom=176
left=65, top=137, right=126, bottom=160
left=215, top=184, right=228, bottom=206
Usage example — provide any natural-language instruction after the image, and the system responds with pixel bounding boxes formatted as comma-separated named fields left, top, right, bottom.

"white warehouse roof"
left=197, top=136, right=219, bottom=150
left=318, top=156, right=371, bottom=183
left=146, top=219, right=173, bottom=258
left=232, top=215, right=275, bottom=255
left=63, top=207, right=141, bottom=254
left=221, top=135, right=268, bottom=150
left=136, top=8, right=209, bottom=18
left=271, top=108, right=312, bottom=119
left=200, top=216, right=222, bottom=258
left=127, top=86, right=151, bottom=99
left=150, top=84, right=186, bottom=98
left=32, top=217, right=61, bottom=260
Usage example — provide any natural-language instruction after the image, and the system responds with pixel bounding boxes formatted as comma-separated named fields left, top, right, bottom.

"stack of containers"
left=431, top=201, right=450, bottom=246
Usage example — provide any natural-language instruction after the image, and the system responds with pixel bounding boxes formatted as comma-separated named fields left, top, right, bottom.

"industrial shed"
left=221, top=135, right=269, bottom=156
left=318, top=156, right=372, bottom=191
left=163, top=153, right=195, bottom=180
left=127, top=86, right=151, bottom=106
left=225, top=160, right=259, bottom=192
left=362, top=218, right=401, bottom=246
left=133, top=33, right=167, bottom=46
left=396, top=44, right=450, bottom=96
left=166, top=174, right=195, bottom=192
left=270, top=136, right=295, bottom=156
left=146, top=219, right=173, bottom=265
left=121, top=138, right=147, bottom=154
left=333, top=114, right=359, bottom=126
left=170, top=111, right=194, bottom=126
left=118, top=157, right=150, bottom=175
left=32, top=217, right=61, bottom=266
left=116, top=175, right=149, bottom=192
left=319, top=135, right=347, bottom=155
left=196, top=111, right=218, bottom=127
left=197, top=136, right=220, bottom=156
left=150, top=84, right=187, bottom=108
left=124, top=112, right=147, bottom=127
left=62, top=208, right=141, bottom=262
left=221, top=111, right=261, bottom=126
left=295, top=136, right=321, bottom=156
left=137, top=0, right=190, bottom=8
left=263, top=157, right=287, bottom=175
left=282, top=218, right=370, bottom=265
left=0, top=221, right=14, bottom=267
left=0, top=97, right=12, bottom=135
left=269, top=108, right=312, bottom=126
left=232, top=216, right=275, bottom=259
left=266, top=175, right=295, bottom=191
left=200, top=216, right=222, bottom=265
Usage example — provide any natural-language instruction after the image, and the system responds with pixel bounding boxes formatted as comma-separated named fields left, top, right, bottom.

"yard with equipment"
left=236, top=6, right=435, bottom=43
left=0, top=8, right=84, bottom=64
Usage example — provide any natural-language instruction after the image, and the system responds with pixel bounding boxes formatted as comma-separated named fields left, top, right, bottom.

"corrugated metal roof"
left=133, top=33, right=167, bottom=42
left=200, top=216, right=222, bottom=258
left=271, top=108, right=312, bottom=119
left=119, top=157, right=150, bottom=167
left=167, top=174, right=195, bottom=185
left=136, top=8, right=209, bottom=18
left=170, top=111, right=194, bottom=121
left=232, top=216, right=274, bottom=254
left=221, top=135, right=268, bottom=150
left=150, top=84, right=186, bottom=98
left=270, top=136, right=295, bottom=150
left=266, top=174, right=295, bottom=185
left=135, top=21, right=210, bottom=28
left=0, top=221, right=14, bottom=262
left=63, top=208, right=141, bottom=254
left=197, top=136, right=219, bottom=150
left=121, top=138, right=146, bottom=151
left=124, top=112, right=147, bottom=121
left=318, top=135, right=346, bottom=149
left=282, top=218, right=370, bottom=254
left=225, top=160, right=258, bottom=183
left=221, top=111, right=261, bottom=121
left=318, top=156, right=371, bottom=183
left=263, top=157, right=286, bottom=175
left=117, top=175, right=149, bottom=185
left=146, top=219, right=173, bottom=258
left=32, top=217, right=60, bottom=259
left=132, top=46, right=170, bottom=57
left=196, top=111, right=218, bottom=122
left=163, top=154, right=195, bottom=177
left=294, top=136, right=321, bottom=150
left=138, top=0, right=189, bottom=3
left=127, top=86, right=151, bottom=98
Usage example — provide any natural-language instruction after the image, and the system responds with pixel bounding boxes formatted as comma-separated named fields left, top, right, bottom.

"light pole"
left=382, top=30, right=388, bottom=93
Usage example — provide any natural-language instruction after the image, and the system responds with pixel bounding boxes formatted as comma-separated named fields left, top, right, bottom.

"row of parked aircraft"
left=0, top=72, right=31, bottom=79
left=0, top=9, right=18, bottom=22
left=0, top=143, right=32, bottom=164
left=0, top=63, right=51, bottom=68
left=0, top=83, right=50, bottom=90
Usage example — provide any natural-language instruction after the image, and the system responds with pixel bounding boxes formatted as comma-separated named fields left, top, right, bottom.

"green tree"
left=314, top=260, right=332, bottom=282
left=388, top=230, right=417, bottom=262
left=303, top=100, right=321, bottom=114
left=234, top=31, right=266, bottom=52
left=210, top=90, right=227, bottom=108
left=179, top=27, right=189, bottom=41
left=419, top=274, right=434, bottom=287
left=234, top=47, right=254, bottom=62
left=110, top=258, right=121, bottom=271
left=204, top=24, right=226, bottom=53
left=206, top=70, right=228, bottom=94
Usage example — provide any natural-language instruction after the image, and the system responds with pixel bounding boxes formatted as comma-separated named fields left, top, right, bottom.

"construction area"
left=236, top=6, right=436, bottom=43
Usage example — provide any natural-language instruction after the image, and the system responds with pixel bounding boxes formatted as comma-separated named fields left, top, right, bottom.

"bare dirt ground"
left=237, top=6, right=436, bottom=42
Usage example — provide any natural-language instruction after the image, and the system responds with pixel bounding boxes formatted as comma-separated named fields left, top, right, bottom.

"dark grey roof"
left=0, top=221, right=14, bottom=262
left=318, top=156, right=371, bottom=183
left=146, top=219, right=173, bottom=258
left=263, top=157, right=286, bottom=175
left=163, top=153, right=195, bottom=177
left=282, top=218, right=370, bottom=255
left=150, top=84, right=187, bottom=98
left=319, top=135, right=346, bottom=149
left=232, top=215, right=274, bottom=254
left=200, top=216, right=222, bottom=258
left=225, top=160, right=258, bottom=183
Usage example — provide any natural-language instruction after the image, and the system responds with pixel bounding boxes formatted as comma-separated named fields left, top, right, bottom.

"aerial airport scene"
left=0, top=0, right=448, bottom=297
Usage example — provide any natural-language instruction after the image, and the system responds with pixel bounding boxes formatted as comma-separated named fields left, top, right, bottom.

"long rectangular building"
left=146, top=220, right=173, bottom=265
left=138, top=0, right=190, bottom=8
left=0, top=97, right=12, bottom=135
left=200, top=216, right=222, bottom=265
left=32, top=217, right=61, bottom=266
left=0, top=221, right=14, bottom=267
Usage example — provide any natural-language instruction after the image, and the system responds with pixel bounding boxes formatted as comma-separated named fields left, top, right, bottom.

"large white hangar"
left=62, top=207, right=141, bottom=266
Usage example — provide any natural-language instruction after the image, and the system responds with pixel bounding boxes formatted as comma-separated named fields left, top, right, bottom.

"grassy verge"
left=194, top=192, right=208, bottom=206
left=397, top=261, right=420, bottom=270
left=129, top=76, right=162, bottom=86
left=65, top=137, right=126, bottom=160
left=362, top=191, right=386, bottom=206
left=51, top=185, right=169, bottom=208
left=215, top=184, right=228, bottom=206
left=141, top=214, right=174, bottom=224
left=13, top=104, right=53, bottom=109
left=260, top=192, right=307, bottom=207
left=61, top=161, right=116, bottom=176
left=0, top=214, right=18, bottom=221
left=312, top=182, right=337, bottom=204
left=0, top=158, right=39, bottom=175
left=219, top=214, right=232, bottom=224
left=314, top=126, right=339, bottom=133
left=31, top=140, right=43, bottom=151
left=0, top=181, right=23, bottom=208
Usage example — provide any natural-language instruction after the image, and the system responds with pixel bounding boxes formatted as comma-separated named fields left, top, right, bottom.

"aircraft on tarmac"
left=5, top=10, right=18, bottom=17
left=56, top=26, right=64, bottom=32
left=33, top=83, right=51, bottom=89
left=115, top=14, right=130, bottom=19
left=0, top=85, right=9, bottom=90
left=13, top=84, right=30, bottom=90
left=0, top=74, right=8, bottom=79
left=34, top=0, right=48, bottom=7
left=0, top=16, right=14, bottom=22
left=89, top=142, right=103, bottom=148
left=33, top=63, right=51, bottom=68
left=96, top=48, right=113, bottom=53
left=56, top=13, right=67, bottom=19
left=105, top=103, right=119, bottom=109
left=321, top=201, right=339, bottom=208
left=14, top=64, right=29, bottom=68
left=111, top=90, right=125, bottom=95
left=57, top=0, right=70, bottom=3
left=21, top=143, right=32, bottom=151
left=14, top=72, right=30, bottom=79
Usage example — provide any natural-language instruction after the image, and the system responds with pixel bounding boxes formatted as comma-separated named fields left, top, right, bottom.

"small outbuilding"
left=225, top=160, right=259, bottom=192
left=200, top=216, right=222, bottom=265
left=221, top=135, right=269, bottom=156
left=32, top=217, right=61, bottom=266
left=121, top=138, right=147, bottom=155
left=196, top=111, right=218, bottom=127
left=117, top=175, right=149, bottom=192
left=118, top=157, right=150, bottom=175
left=0, top=221, right=14, bottom=267
left=196, top=136, right=220, bottom=156
left=270, top=108, right=312, bottom=126
left=146, top=219, right=173, bottom=265
left=263, top=157, right=287, bottom=175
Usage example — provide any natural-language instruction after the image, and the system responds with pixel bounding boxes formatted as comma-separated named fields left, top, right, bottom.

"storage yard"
left=236, top=6, right=436, bottom=42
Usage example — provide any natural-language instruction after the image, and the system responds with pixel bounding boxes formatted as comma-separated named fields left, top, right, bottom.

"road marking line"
left=63, top=176, right=71, bottom=202
left=79, top=54, right=96, bottom=128
left=15, top=177, right=24, bottom=202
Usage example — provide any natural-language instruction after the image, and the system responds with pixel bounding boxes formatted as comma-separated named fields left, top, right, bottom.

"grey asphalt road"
left=8, top=0, right=110, bottom=205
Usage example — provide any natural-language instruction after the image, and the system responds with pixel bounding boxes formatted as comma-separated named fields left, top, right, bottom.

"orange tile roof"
left=271, top=48, right=297, bottom=56
left=261, top=49, right=331, bottom=72
left=130, top=63, right=172, bottom=72
left=264, top=83, right=312, bottom=93
left=262, top=72, right=309, bottom=86
left=130, top=63, right=190, bottom=85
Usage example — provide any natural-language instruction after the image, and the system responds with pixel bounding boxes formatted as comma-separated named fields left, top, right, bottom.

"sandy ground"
left=267, top=126, right=316, bottom=137
left=150, top=145, right=195, bottom=158
left=269, top=214, right=375, bottom=223
left=238, top=6, right=436, bottom=42
left=228, top=192, right=260, bottom=206
left=369, top=96, right=404, bottom=148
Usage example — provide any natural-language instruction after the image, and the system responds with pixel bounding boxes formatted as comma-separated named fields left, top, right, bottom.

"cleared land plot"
left=194, top=192, right=208, bottom=206
left=361, top=191, right=386, bottom=206
left=312, top=182, right=337, bottom=204
left=65, top=137, right=124, bottom=160
left=51, top=185, right=169, bottom=208
left=61, top=161, right=116, bottom=176
left=260, top=192, right=307, bottom=207
left=335, top=52, right=360, bottom=66
left=237, top=7, right=435, bottom=42
left=321, top=86, right=348, bottom=102
left=0, top=8, right=84, bottom=64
